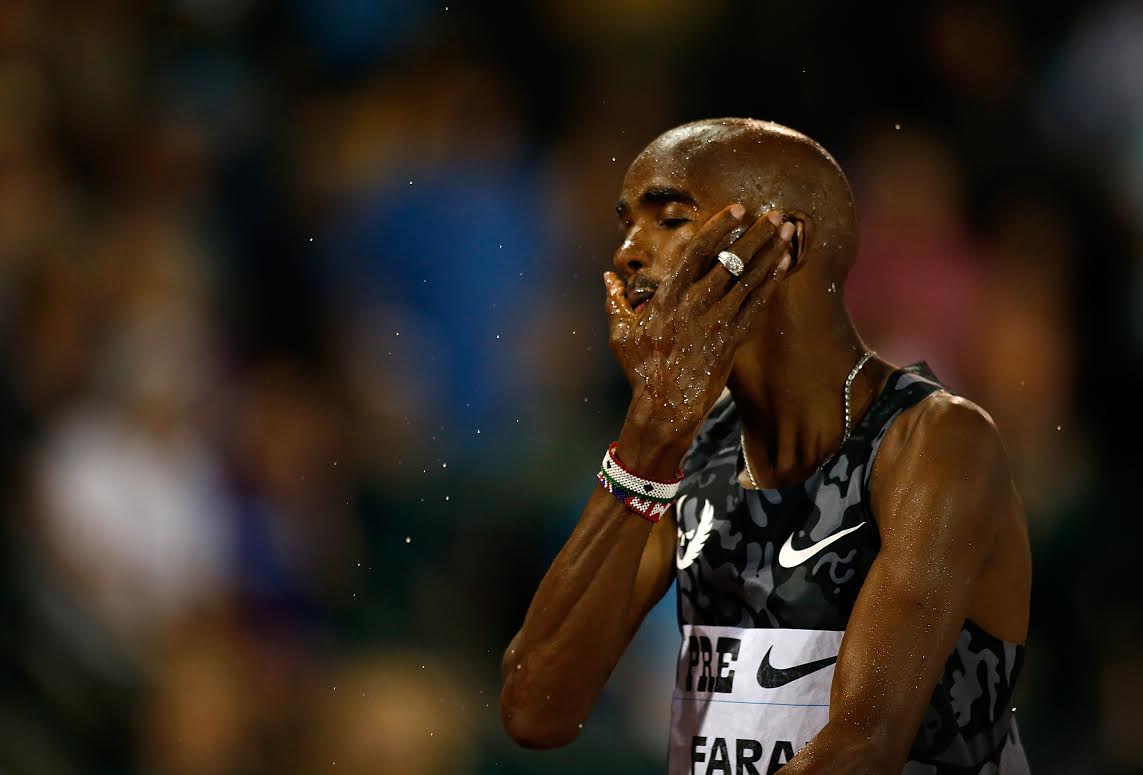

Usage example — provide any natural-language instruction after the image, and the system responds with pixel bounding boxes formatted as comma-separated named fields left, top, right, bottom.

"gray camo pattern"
left=673, top=363, right=1028, bottom=773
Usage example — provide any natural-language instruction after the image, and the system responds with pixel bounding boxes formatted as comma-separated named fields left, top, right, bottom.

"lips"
left=627, top=285, right=656, bottom=311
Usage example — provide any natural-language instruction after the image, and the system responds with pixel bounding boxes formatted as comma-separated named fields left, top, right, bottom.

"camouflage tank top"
left=668, top=362, right=1028, bottom=774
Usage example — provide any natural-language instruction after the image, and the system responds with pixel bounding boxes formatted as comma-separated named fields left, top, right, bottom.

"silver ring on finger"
left=717, top=250, right=745, bottom=277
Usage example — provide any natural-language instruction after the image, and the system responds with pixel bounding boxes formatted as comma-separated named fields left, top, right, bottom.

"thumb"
left=603, top=271, right=634, bottom=327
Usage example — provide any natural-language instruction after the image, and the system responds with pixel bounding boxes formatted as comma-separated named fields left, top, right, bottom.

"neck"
left=728, top=282, right=887, bottom=487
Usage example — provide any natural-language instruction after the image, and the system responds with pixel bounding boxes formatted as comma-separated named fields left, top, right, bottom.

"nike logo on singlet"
left=777, top=522, right=866, bottom=568
left=755, top=646, right=838, bottom=689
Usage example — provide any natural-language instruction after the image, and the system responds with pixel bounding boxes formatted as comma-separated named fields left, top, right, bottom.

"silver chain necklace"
left=742, top=351, right=875, bottom=489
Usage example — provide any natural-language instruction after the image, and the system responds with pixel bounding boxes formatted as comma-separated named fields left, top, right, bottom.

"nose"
left=613, top=236, right=648, bottom=276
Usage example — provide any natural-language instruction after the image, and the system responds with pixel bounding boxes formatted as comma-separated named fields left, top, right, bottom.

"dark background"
left=0, top=0, right=1140, bottom=773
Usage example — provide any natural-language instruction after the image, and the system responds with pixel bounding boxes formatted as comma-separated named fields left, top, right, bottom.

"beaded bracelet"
left=596, top=442, right=684, bottom=523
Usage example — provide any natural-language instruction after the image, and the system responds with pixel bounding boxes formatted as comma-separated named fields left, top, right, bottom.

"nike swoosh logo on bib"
left=755, top=646, right=838, bottom=689
left=777, top=521, right=866, bottom=568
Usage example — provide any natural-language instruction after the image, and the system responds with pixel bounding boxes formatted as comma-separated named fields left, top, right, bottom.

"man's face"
left=612, top=151, right=724, bottom=313
left=612, top=139, right=804, bottom=314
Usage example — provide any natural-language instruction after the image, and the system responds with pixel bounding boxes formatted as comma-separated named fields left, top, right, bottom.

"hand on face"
left=603, top=203, right=795, bottom=433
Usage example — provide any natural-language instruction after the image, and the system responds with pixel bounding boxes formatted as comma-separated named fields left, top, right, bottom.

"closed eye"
left=659, top=218, right=690, bottom=229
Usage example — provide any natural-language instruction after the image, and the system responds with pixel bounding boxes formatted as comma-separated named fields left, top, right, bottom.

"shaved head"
left=625, top=118, right=858, bottom=277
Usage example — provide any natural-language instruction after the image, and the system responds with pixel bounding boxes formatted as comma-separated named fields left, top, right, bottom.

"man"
left=500, top=119, right=1031, bottom=774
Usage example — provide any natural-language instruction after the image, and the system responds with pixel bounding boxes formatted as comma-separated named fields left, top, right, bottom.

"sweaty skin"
left=500, top=119, right=1031, bottom=772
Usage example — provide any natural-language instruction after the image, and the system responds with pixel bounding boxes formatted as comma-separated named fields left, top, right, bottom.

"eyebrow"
left=616, top=186, right=698, bottom=217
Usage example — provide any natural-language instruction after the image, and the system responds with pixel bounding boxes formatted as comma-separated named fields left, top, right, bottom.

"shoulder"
left=879, top=390, right=1007, bottom=475
left=870, top=391, right=1012, bottom=544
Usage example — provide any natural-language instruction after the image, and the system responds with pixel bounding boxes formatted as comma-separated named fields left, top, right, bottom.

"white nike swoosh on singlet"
left=777, top=522, right=866, bottom=568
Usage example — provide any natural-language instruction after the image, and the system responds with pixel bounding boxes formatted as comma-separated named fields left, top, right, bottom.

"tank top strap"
left=847, top=360, right=948, bottom=493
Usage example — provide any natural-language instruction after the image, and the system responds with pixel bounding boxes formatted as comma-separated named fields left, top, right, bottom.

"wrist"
left=616, top=416, right=697, bottom=481
left=597, top=441, right=682, bottom=522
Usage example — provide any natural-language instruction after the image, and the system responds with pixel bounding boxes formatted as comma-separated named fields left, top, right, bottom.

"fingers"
left=732, top=237, right=794, bottom=330
left=660, top=203, right=746, bottom=302
left=603, top=270, right=634, bottom=333
left=725, top=219, right=795, bottom=308
left=736, top=210, right=786, bottom=269
left=693, top=209, right=783, bottom=301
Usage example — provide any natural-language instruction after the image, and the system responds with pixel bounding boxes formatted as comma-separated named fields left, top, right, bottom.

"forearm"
left=777, top=583, right=965, bottom=774
left=500, top=419, right=691, bottom=746
left=777, top=719, right=897, bottom=775
left=501, top=487, right=651, bottom=729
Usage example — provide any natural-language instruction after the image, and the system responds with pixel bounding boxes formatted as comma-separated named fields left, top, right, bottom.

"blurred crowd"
left=0, top=1, right=1140, bottom=773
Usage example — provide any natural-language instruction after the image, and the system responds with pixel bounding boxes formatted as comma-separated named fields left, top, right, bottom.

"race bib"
left=668, top=625, right=843, bottom=775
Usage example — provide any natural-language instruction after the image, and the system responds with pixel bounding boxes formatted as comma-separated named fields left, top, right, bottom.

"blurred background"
left=0, top=0, right=1140, bottom=773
